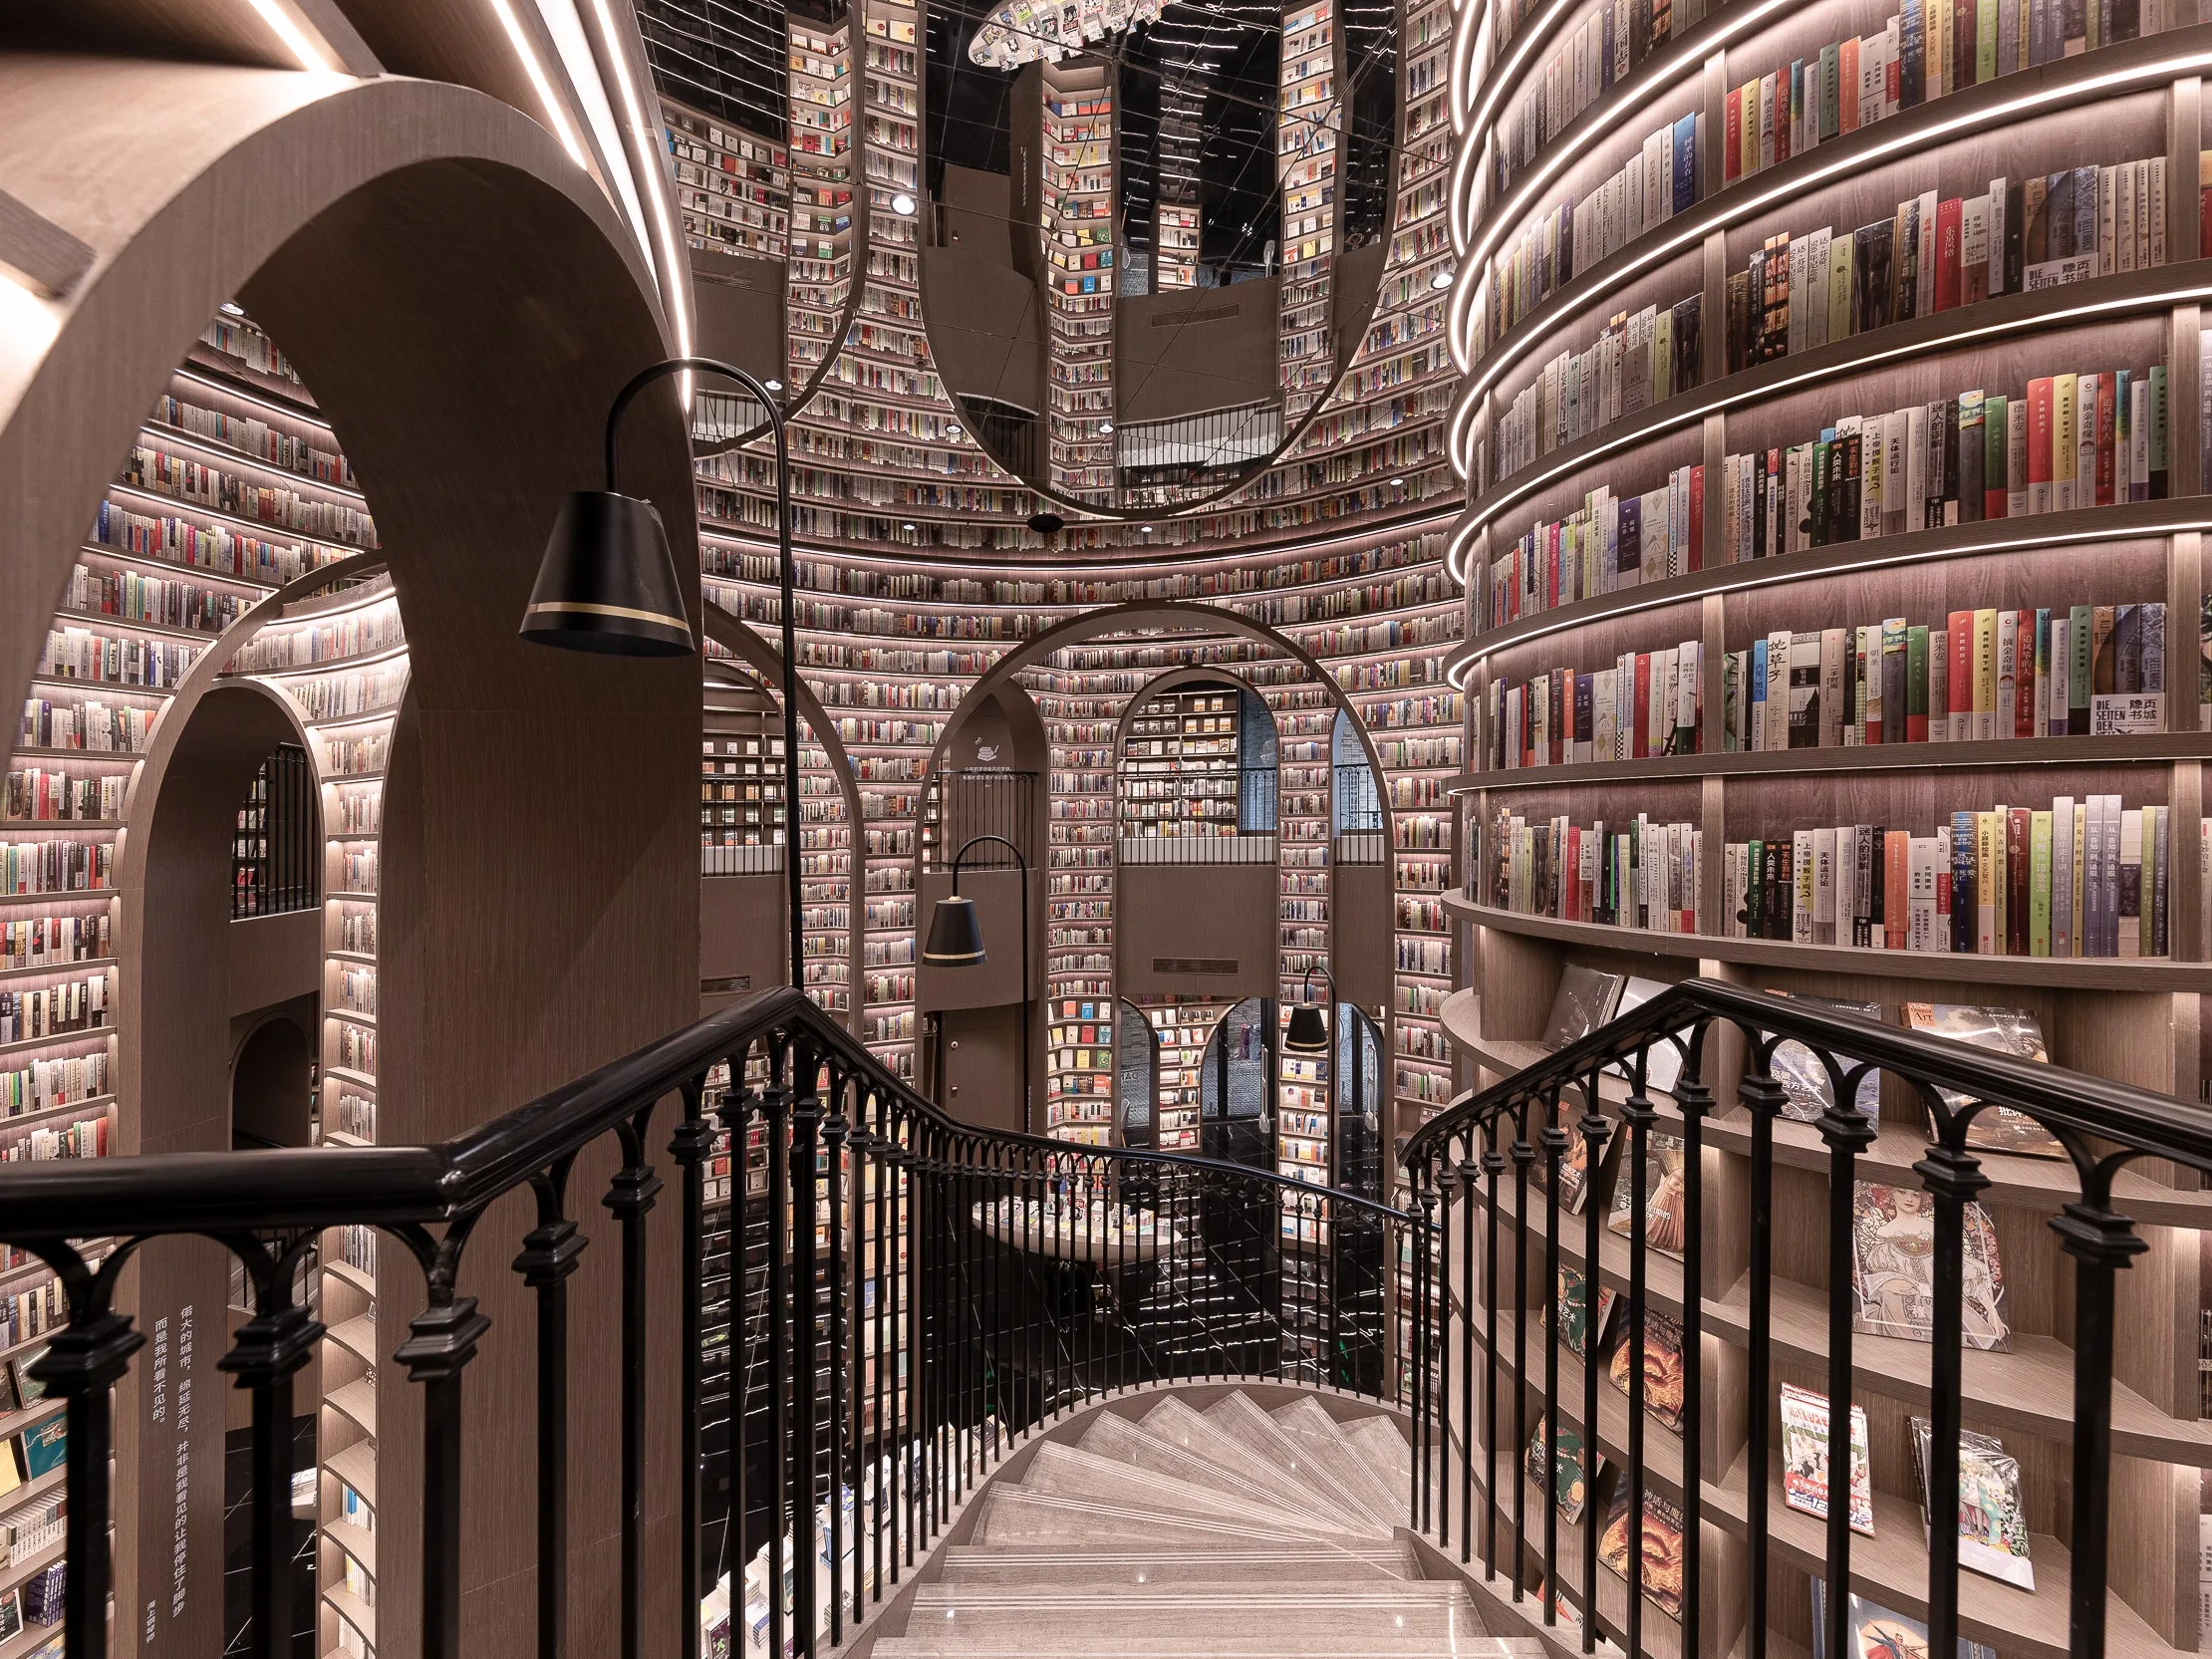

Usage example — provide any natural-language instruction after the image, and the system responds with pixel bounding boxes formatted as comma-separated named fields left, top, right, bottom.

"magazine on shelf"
left=1543, top=966, right=1626, bottom=1049
left=1769, top=995, right=1884, bottom=1124
left=1605, top=1305, right=1686, bottom=1430
left=1779, top=1383, right=1874, bottom=1534
left=1596, top=1482, right=1687, bottom=1617
left=1849, top=1181, right=2011, bottom=1351
left=1534, top=1092, right=1601, bottom=1215
left=1809, top=1580, right=1999, bottom=1659
left=1606, top=976, right=1687, bottom=1093
left=1524, top=1414, right=1603, bottom=1523
left=1607, top=1130, right=1689, bottom=1257
left=1550, top=1263, right=1617, bottom=1362
left=1899, top=1003, right=2064, bottom=1156
left=0, top=1587, right=19, bottom=1645
left=1908, top=1418, right=2036, bottom=1589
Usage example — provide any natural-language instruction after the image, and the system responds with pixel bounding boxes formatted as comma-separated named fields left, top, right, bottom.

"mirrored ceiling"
left=639, top=0, right=1404, bottom=518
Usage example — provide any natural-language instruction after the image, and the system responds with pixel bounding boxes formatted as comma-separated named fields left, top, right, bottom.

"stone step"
left=1076, top=1410, right=1351, bottom=1530
left=1269, top=1398, right=1408, bottom=1530
left=903, top=1587, right=1474, bottom=1641
left=969, top=1487, right=1381, bottom=1551
left=932, top=1544, right=1419, bottom=1586
left=1341, top=1416, right=1414, bottom=1498
left=1137, top=1396, right=1380, bottom=1536
left=1015, top=1441, right=1359, bottom=1537
left=874, top=1637, right=1540, bottom=1659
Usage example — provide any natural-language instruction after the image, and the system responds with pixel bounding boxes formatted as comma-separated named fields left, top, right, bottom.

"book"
left=1850, top=1180, right=2011, bottom=1350
left=0, top=1588, right=18, bottom=1645
left=1770, top=994, right=1884, bottom=1123
left=1597, top=1481, right=1688, bottom=1617
left=1526, top=1415, right=1603, bottom=1523
left=1899, top=1002, right=2064, bottom=1156
left=1543, top=966, right=1626, bottom=1049
left=1909, top=1418, right=2036, bottom=1589
left=1552, top=1263, right=1618, bottom=1360
left=1780, top=1383, right=1875, bottom=1534
left=1809, top=1581, right=2000, bottom=1659
left=1607, top=976, right=1686, bottom=1092
left=14, top=1418, right=62, bottom=1483
left=1606, top=1305, right=1687, bottom=1429
left=1607, top=1129, right=1689, bottom=1256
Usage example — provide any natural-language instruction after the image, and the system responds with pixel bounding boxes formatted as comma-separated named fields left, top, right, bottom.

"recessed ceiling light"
left=763, top=378, right=783, bottom=393
left=1141, top=525, right=1154, bottom=534
left=891, top=192, right=917, bottom=214
left=1431, top=268, right=1455, bottom=290
left=902, top=522, right=917, bottom=531
left=1099, top=421, right=1114, bottom=434
left=946, top=423, right=963, bottom=438
left=1390, top=476, right=1405, bottom=486
left=220, top=302, right=245, bottom=317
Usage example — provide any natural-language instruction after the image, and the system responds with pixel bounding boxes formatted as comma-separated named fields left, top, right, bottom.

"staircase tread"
left=1017, top=1440, right=1373, bottom=1535
left=973, top=1488, right=1381, bottom=1550
left=1138, top=1396, right=1380, bottom=1535
left=1270, top=1399, right=1408, bottom=1528
left=1077, top=1410, right=1358, bottom=1530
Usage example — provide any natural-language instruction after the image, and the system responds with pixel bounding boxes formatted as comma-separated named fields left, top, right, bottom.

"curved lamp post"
left=923, top=833, right=1032, bottom=1134
left=521, top=357, right=804, bottom=992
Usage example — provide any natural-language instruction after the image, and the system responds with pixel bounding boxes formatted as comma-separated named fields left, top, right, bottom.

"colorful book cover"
left=1769, top=995, right=1884, bottom=1123
left=1780, top=1383, right=1874, bottom=1534
left=15, top=1416, right=63, bottom=1482
left=1607, top=1129, right=1689, bottom=1255
left=1551, top=1264, right=1618, bottom=1361
left=1606, top=1305, right=1687, bottom=1430
left=1850, top=1180, right=2011, bottom=1350
left=1909, top=1418, right=2036, bottom=1589
left=1810, top=1581, right=2001, bottom=1659
left=1525, top=1415, right=1602, bottom=1523
left=1899, top=1002, right=2063, bottom=1156
left=1597, top=1483, right=1688, bottom=1617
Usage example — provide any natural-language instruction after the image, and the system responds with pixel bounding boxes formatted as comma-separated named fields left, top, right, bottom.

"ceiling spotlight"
left=219, top=301, right=245, bottom=317
left=902, top=521, right=917, bottom=531
left=1099, top=420, right=1114, bottom=435
left=946, top=423, right=963, bottom=438
left=891, top=192, right=917, bottom=214
left=1431, top=268, right=1455, bottom=290
left=1390, top=476, right=1405, bottom=486
left=763, top=377, right=783, bottom=393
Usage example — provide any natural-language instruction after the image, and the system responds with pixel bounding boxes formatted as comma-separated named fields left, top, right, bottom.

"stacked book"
left=1486, top=637, right=1704, bottom=768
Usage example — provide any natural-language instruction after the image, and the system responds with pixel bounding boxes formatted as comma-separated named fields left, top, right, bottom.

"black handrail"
left=1398, top=973, right=2207, bottom=1659
left=0, top=982, right=1417, bottom=1659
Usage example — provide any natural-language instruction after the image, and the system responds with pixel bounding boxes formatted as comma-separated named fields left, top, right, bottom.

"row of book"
left=63, top=562, right=246, bottom=636
left=17, top=696, right=156, bottom=754
left=1485, top=810, right=1706, bottom=933
left=1727, top=603, right=2168, bottom=753
left=0, top=973, right=108, bottom=1045
left=1486, top=640, right=1704, bottom=769
left=1721, top=365, right=2169, bottom=562
left=1490, top=110, right=1703, bottom=338
left=1726, top=0, right=2181, bottom=192
left=1494, top=296, right=1704, bottom=475
left=1485, top=465, right=1705, bottom=629
left=0, top=1485, right=62, bottom=1568
left=1, top=841, right=113, bottom=897
left=1722, top=798, right=2170, bottom=957
left=151, top=394, right=357, bottom=487
left=0, top=914, right=110, bottom=970
left=121, top=444, right=376, bottom=545
left=3, top=770, right=126, bottom=825
left=1494, top=0, right=1717, bottom=191
left=1, top=1052, right=108, bottom=1119
left=36, top=627, right=197, bottom=689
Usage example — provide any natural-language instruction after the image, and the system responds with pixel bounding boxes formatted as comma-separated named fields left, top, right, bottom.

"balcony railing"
left=0, top=985, right=1415, bottom=1659
left=1397, top=975, right=2212, bottom=1659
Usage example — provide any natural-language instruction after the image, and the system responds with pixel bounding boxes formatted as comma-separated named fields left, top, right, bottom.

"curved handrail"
left=0, top=982, right=1414, bottom=1236
left=1399, top=972, right=2212, bottom=1176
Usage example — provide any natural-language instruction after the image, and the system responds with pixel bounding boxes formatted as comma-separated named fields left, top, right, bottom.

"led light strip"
left=488, top=0, right=591, bottom=168
left=584, top=0, right=692, bottom=359
left=1448, top=33, right=2212, bottom=461
left=1443, top=504, right=2212, bottom=686
left=244, top=0, right=336, bottom=72
left=1457, top=273, right=2212, bottom=552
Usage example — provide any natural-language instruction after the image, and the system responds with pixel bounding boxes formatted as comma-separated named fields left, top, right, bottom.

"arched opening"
left=1199, top=994, right=1274, bottom=1171
left=229, top=1013, right=313, bottom=1152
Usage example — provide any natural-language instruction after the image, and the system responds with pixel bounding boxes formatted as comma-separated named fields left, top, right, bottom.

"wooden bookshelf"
left=1039, top=57, right=1118, bottom=504
left=1279, top=0, right=1345, bottom=423
left=1441, top=7, right=2212, bottom=1652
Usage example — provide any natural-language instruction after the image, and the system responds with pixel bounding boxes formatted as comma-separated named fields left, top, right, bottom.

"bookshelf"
left=1118, top=684, right=1246, bottom=843
left=786, top=19, right=856, bottom=396
left=1442, top=5, right=2212, bottom=1654
left=1156, top=203, right=1201, bottom=292
left=666, top=98, right=791, bottom=264
left=1279, top=0, right=1346, bottom=424
left=1144, top=998, right=1228, bottom=1152
left=1039, top=58, right=1118, bottom=504
left=700, top=681, right=784, bottom=875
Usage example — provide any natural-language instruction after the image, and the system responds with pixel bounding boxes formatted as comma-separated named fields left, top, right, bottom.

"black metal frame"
left=1399, top=973, right=2199, bottom=1659
left=230, top=742, right=317, bottom=919
left=0, top=985, right=1418, bottom=1659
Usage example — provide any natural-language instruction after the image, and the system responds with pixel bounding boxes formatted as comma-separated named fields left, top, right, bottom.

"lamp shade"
left=1283, top=1001, right=1330, bottom=1053
left=520, top=490, right=695, bottom=656
left=922, top=894, right=986, bottom=966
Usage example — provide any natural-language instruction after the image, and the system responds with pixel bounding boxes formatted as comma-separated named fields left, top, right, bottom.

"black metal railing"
left=923, top=767, right=1036, bottom=873
left=1398, top=975, right=2212, bottom=1659
left=231, top=742, right=317, bottom=918
left=0, top=985, right=1415, bottom=1659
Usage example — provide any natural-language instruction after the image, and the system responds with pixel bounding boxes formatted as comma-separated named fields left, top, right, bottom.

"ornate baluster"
left=509, top=1158, right=586, bottom=1659
left=790, top=1042, right=823, bottom=1658
left=216, top=1233, right=323, bottom=1659
left=1816, top=1047, right=1877, bottom=1659
left=1457, top=1137, right=1480, bottom=1565
left=1913, top=1127, right=1990, bottom=1659
left=1739, top=1045, right=1788, bottom=1659
left=1673, top=1038, right=1712, bottom=1659
left=1508, top=1111, right=1534, bottom=1600
left=1622, top=1060, right=1655, bottom=1659
left=821, top=1069, right=849, bottom=1646
left=763, top=1041, right=793, bottom=1659
left=1538, top=1087, right=1566, bottom=1623
left=391, top=1220, right=492, bottom=1659
left=605, top=1107, right=665, bottom=1659
left=1576, top=1074, right=1612, bottom=1657
left=1481, top=1126, right=1504, bottom=1582
left=668, top=1079, right=714, bottom=1659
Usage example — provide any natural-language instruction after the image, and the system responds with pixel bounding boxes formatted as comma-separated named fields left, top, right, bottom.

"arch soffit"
left=0, top=60, right=670, bottom=752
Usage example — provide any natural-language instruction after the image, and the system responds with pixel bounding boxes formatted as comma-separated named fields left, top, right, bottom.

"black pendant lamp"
left=922, top=893, right=986, bottom=966
left=520, top=489, right=694, bottom=656
left=1283, top=964, right=1335, bottom=1053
